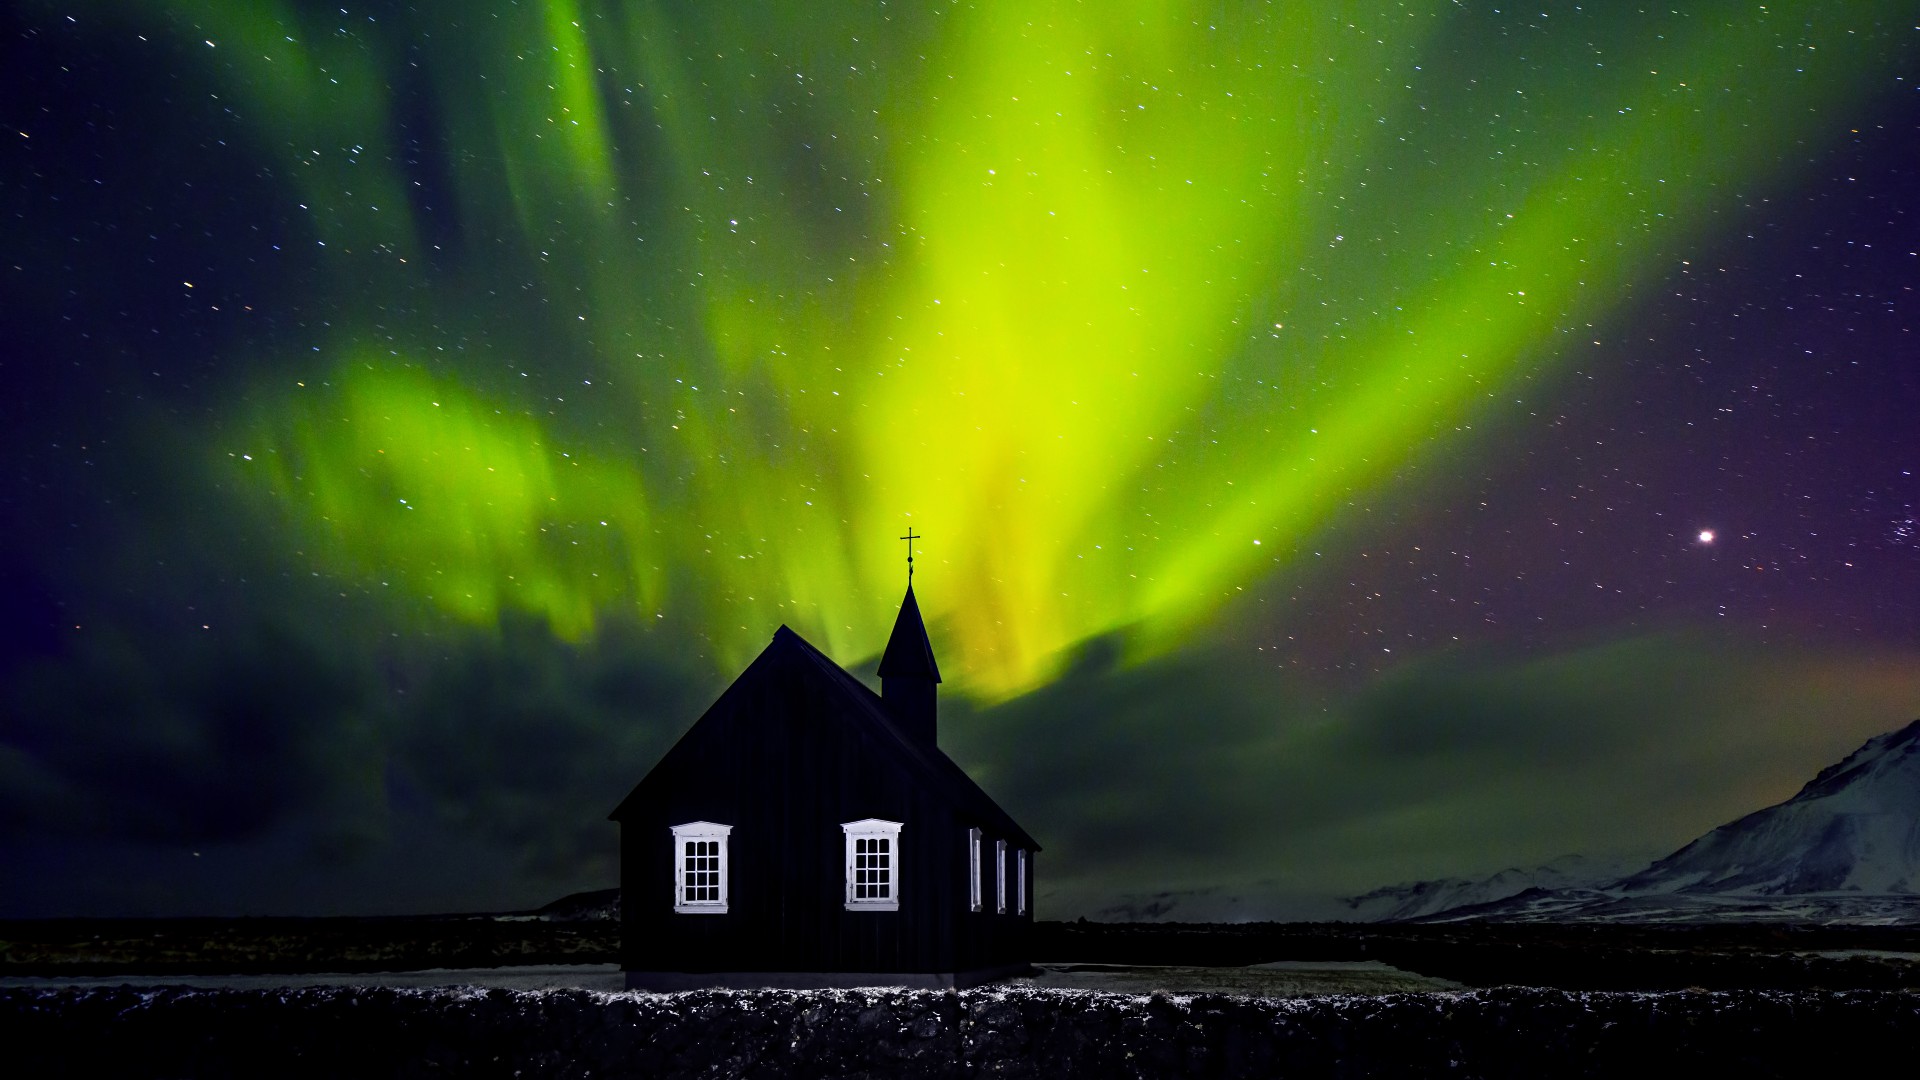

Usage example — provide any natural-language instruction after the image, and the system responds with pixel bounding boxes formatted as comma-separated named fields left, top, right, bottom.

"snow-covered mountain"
left=1345, top=718, right=1920, bottom=923
left=1341, top=855, right=1640, bottom=922
left=1619, top=717, right=1920, bottom=896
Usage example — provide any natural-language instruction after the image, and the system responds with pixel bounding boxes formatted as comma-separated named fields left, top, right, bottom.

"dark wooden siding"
left=618, top=645, right=1031, bottom=975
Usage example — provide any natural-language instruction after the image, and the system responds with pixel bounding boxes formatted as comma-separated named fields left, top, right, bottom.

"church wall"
left=616, top=639, right=1032, bottom=977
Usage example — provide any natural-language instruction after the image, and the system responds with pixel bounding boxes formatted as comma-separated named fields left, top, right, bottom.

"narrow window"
left=1016, top=849, right=1028, bottom=915
left=670, top=821, right=731, bottom=914
left=968, top=827, right=983, bottom=912
left=842, top=819, right=903, bottom=911
left=995, top=839, right=1008, bottom=914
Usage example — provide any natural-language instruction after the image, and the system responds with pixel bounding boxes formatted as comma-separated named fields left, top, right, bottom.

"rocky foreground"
left=5, top=984, right=1917, bottom=1078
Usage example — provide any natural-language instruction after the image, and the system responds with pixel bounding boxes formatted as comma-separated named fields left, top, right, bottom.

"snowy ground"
left=0, top=963, right=629, bottom=993
left=1018, top=960, right=1462, bottom=996
left=0, top=959, right=1457, bottom=996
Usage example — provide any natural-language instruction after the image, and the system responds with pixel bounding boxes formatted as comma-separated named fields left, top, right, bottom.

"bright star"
left=1698, top=530, right=1715, bottom=544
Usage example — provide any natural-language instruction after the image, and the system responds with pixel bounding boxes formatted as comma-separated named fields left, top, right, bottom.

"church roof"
left=875, top=584, right=941, bottom=683
left=609, top=624, right=1037, bottom=850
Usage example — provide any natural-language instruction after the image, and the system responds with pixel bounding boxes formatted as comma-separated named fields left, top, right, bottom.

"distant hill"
left=1341, top=854, right=1640, bottom=922
left=1345, top=718, right=1920, bottom=924
left=509, top=888, right=620, bottom=923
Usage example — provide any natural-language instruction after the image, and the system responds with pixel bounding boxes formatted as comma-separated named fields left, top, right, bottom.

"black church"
left=609, top=582, right=1040, bottom=990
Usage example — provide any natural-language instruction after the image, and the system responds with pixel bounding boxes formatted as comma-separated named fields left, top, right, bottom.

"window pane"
left=843, top=824, right=900, bottom=906
left=675, top=828, right=729, bottom=909
left=969, top=828, right=982, bottom=911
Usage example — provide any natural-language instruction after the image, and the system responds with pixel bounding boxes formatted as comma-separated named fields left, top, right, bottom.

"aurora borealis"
left=4, top=2, right=1917, bottom=918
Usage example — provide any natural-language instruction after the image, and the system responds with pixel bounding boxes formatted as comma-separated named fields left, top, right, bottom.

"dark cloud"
left=389, top=613, right=720, bottom=880
left=0, top=618, right=381, bottom=845
left=5, top=567, right=1915, bottom=920
left=944, top=630, right=1920, bottom=920
left=0, top=572, right=719, bottom=914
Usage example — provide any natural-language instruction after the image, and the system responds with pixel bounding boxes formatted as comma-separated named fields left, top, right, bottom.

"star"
left=1697, top=530, right=1715, bottom=545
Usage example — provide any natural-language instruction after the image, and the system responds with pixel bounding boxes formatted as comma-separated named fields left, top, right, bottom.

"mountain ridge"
left=1345, top=717, right=1920, bottom=923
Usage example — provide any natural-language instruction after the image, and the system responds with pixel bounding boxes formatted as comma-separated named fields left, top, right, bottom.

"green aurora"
left=73, top=0, right=1909, bottom=695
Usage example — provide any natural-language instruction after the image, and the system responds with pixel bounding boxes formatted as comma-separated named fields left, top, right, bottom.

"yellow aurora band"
left=96, top=0, right=1900, bottom=693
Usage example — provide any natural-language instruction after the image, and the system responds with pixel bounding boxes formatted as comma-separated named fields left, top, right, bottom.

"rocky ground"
left=5, top=983, right=1918, bottom=1078
left=11, top=919, right=1918, bottom=1076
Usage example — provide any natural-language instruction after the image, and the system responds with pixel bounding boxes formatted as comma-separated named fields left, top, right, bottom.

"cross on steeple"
left=899, top=528, right=921, bottom=580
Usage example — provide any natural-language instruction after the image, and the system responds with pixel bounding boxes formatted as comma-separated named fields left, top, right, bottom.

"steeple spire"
left=877, top=584, right=941, bottom=685
left=877, top=536, right=940, bottom=745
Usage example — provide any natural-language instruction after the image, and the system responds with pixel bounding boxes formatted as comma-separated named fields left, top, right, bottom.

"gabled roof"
left=875, top=584, right=941, bottom=683
left=610, top=624, right=1037, bottom=851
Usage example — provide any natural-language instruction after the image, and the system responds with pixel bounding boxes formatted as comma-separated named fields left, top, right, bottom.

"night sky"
left=3, top=1, right=1916, bottom=920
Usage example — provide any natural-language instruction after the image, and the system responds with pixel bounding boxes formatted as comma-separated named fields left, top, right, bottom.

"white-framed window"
left=968, top=827, right=983, bottom=912
left=671, top=821, right=731, bottom=913
left=842, top=818, right=903, bottom=911
left=1016, top=849, right=1027, bottom=915
left=995, top=839, right=1008, bottom=913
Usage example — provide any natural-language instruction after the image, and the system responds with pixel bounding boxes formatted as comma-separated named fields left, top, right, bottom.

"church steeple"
left=877, top=584, right=941, bottom=745
left=877, top=531, right=940, bottom=745
left=878, top=584, right=941, bottom=682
